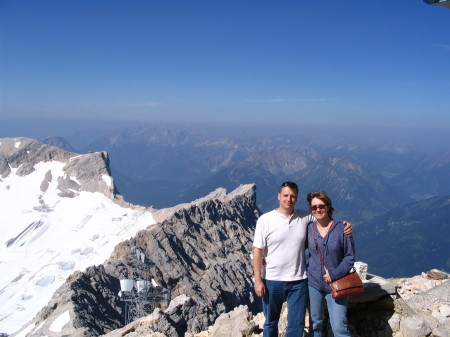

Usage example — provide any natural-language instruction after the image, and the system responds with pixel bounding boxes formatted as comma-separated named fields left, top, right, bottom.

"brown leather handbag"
left=328, top=270, right=364, bottom=298
left=312, top=224, right=364, bottom=299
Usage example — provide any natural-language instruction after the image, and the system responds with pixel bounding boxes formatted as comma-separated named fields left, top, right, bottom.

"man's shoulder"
left=258, top=209, right=278, bottom=220
left=258, top=209, right=311, bottom=220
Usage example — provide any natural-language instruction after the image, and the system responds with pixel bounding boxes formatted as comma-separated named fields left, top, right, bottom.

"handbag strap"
left=312, top=223, right=325, bottom=268
left=312, top=223, right=331, bottom=285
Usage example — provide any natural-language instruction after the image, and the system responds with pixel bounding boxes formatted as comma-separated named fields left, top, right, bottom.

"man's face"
left=278, top=186, right=298, bottom=211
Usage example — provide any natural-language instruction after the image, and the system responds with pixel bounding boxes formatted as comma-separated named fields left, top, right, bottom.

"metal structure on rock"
left=119, top=246, right=171, bottom=326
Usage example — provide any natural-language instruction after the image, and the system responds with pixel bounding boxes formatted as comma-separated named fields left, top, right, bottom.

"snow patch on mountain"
left=0, top=160, right=155, bottom=334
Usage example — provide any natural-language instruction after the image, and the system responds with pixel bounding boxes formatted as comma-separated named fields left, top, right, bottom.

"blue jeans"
left=262, top=279, right=307, bottom=337
left=308, top=285, right=351, bottom=337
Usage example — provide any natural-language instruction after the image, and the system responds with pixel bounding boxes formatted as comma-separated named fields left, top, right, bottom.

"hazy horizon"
left=1, top=116, right=449, bottom=156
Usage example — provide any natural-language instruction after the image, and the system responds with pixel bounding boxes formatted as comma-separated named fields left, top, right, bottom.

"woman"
left=306, top=191, right=355, bottom=337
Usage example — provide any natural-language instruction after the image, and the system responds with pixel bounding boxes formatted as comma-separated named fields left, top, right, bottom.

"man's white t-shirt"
left=253, top=209, right=314, bottom=282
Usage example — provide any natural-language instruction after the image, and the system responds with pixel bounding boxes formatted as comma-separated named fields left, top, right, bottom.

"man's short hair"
left=279, top=181, right=299, bottom=194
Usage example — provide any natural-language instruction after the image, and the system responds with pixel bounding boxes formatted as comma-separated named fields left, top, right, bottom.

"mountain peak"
left=0, top=137, right=119, bottom=201
left=41, top=136, right=78, bottom=153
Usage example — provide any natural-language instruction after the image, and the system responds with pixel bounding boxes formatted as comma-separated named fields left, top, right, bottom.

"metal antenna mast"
left=119, top=246, right=172, bottom=326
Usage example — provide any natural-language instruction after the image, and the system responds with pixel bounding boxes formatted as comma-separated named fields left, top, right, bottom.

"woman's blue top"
left=307, top=220, right=356, bottom=292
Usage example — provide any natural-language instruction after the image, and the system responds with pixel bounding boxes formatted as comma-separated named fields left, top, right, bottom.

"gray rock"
left=0, top=137, right=127, bottom=204
left=399, top=316, right=431, bottom=337
left=354, top=261, right=368, bottom=281
left=208, top=305, right=258, bottom=337
left=387, top=313, right=401, bottom=332
left=402, top=279, right=450, bottom=335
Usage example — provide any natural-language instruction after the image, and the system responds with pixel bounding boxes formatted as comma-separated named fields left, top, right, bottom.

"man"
left=253, top=181, right=352, bottom=337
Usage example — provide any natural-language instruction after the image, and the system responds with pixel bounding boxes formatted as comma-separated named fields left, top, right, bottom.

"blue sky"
left=1, top=0, right=450, bottom=132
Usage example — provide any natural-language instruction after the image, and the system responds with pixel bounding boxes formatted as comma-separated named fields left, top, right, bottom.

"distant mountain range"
left=39, top=127, right=450, bottom=277
left=357, top=194, right=450, bottom=278
left=43, top=125, right=450, bottom=277
left=64, top=125, right=450, bottom=224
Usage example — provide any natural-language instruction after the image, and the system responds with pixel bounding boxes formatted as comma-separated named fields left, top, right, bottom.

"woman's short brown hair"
left=306, top=190, right=335, bottom=218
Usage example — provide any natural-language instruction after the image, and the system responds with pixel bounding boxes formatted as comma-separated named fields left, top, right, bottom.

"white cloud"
left=431, top=43, right=450, bottom=51
left=246, top=98, right=326, bottom=103
left=246, top=98, right=287, bottom=103
left=132, top=101, right=162, bottom=107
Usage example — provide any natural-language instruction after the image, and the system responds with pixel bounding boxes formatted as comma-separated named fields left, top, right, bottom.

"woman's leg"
left=325, top=293, right=351, bottom=337
left=308, top=285, right=326, bottom=337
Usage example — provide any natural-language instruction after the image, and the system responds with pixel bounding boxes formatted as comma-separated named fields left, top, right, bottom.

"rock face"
left=17, top=184, right=261, bottom=337
left=112, top=184, right=261, bottom=335
left=393, top=270, right=450, bottom=337
left=20, top=265, right=124, bottom=337
left=0, top=137, right=120, bottom=201
left=130, top=185, right=261, bottom=333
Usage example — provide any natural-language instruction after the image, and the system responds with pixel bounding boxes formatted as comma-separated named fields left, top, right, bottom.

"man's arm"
left=253, top=247, right=266, bottom=298
left=343, top=221, right=353, bottom=236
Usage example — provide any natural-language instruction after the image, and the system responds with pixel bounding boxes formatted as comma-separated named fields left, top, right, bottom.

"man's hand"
left=253, top=247, right=266, bottom=298
left=254, top=279, right=266, bottom=298
left=343, top=221, right=353, bottom=236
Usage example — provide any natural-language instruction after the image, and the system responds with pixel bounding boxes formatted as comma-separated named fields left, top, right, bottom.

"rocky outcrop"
left=15, top=184, right=260, bottom=337
left=0, top=137, right=127, bottom=204
left=191, top=269, right=449, bottom=337
left=104, top=269, right=448, bottom=337
left=104, top=269, right=449, bottom=337
left=393, top=270, right=450, bottom=337
left=201, top=305, right=260, bottom=337
left=109, top=184, right=261, bottom=335
left=14, top=265, right=124, bottom=337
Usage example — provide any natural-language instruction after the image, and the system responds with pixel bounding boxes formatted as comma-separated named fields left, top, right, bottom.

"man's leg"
left=325, top=293, right=351, bottom=337
left=262, top=279, right=286, bottom=337
left=308, top=285, right=326, bottom=337
left=285, top=279, right=307, bottom=337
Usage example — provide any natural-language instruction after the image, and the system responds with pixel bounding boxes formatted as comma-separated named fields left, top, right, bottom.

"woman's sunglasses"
left=310, top=204, right=327, bottom=211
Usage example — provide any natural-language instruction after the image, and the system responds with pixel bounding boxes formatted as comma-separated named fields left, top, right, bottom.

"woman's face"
left=310, top=197, right=329, bottom=219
